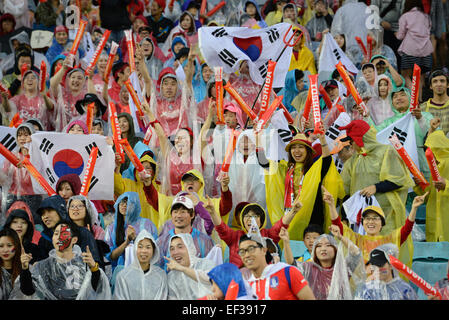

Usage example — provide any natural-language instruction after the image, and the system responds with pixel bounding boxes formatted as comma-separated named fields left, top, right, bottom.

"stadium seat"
left=410, top=241, right=449, bottom=300
left=281, top=240, right=307, bottom=262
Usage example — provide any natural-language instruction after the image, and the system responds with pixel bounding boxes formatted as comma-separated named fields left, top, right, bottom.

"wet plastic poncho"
left=278, top=69, right=300, bottom=114
left=435, top=262, right=449, bottom=300
left=14, top=245, right=111, bottom=300
left=354, top=243, right=418, bottom=300
left=113, top=230, right=168, bottom=300
left=340, top=127, right=414, bottom=268
left=67, top=195, right=105, bottom=241
left=373, top=88, right=434, bottom=180
left=296, top=234, right=364, bottom=300
left=0, top=267, right=13, bottom=300
left=423, top=130, right=449, bottom=242
left=167, top=233, right=215, bottom=300
left=207, top=262, right=257, bottom=300
left=104, top=192, right=158, bottom=271
left=141, top=36, right=164, bottom=81
left=228, top=130, right=267, bottom=228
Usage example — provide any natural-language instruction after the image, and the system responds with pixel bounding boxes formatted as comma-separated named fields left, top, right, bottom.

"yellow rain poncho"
left=114, top=154, right=160, bottom=228
left=264, top=156, right=345, bottom=241
left=423, top=130, right=449, bottom=242
left=340, top=127, right=415, bottom=270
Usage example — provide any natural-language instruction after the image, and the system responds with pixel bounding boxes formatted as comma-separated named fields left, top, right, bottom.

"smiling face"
left=141, top=39, right=154, bottom=57
left=0, top=236, right=16, bottom=263
left=392, top=90, right=410, bottom=113
left=68, top=199, right=87, bottom=225
left=68, top=124, right=85, bottom=135
left=362, top=212, right=383, bottom=236
left=9, top=217, right=28, bottom=240
left=224, top=110, right=238, bottom=129
left=23, top=72, right=38, bottom=91
left=171, top=205, right=194, bottom=229
left=174, top=129, right=192, bottom=155
left=118, top=116, right=130, bottom=134
left=169, top=237, right=190, bottom=267
left=16, top=127, right=32, bottom=149
left=68, top=70, right=84, bottom=93
left=290, top=143, right=308, bottom=163
left=242, top=210, right=262, bottom=232
left=238, top=239, right=266, bottom=272
left=430, top=75, right=449, bottom=96
left=136, top=238, right=154, bottom=267
left=55, top=31, right=68, bottom=45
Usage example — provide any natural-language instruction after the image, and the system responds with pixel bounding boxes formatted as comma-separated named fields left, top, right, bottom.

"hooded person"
left=55, top=174, right=82, bottom=204
left=294, top=233, right=364, bottom=300
left=278, top=69, right=305, bottom=114
left=50, top=64, right=88, bottom=132
left=192, top=62, right=213, bottom=106
left=1, top=47, right=38, bottom=97
left=4, top=207, right=44, bottom=264
left=422, top=128, right=449, bottom=242
left=45, top=25, right=72, bottom=70
left=143, top=168, right=233, bottom=230
left=227, top=130, right=267, bottom=228
left=161, top=11, right=198, bottom=56
left=354, top=243, right=418, bottom=300
left=205, top=262, right=257, bottom=300
left=195, top=77, right=231, bottom=124
left=104, top=192, right=158, bottom=275
left=26, top=117, right=45, bottom=132
left=0, top=13, right=16, bottom=37
left=5, top=200, right=42, bottom=244
left=36, top=195, right=101, bottom=264
left=113, top=230, right=168, bottom=300
left=289, top=25, right=316, bottom=75
left=244, top=0, right=268, bottom=29
left=371, top=87, right=434, bottom=181
left=11, top=220, right=112, bottom=300
left=165, top=233, right=216, bottom=300
left=162, top=35, right=188, bottom=70
left=207, top=200, right=300, bottom=269
left=367, top=74, right=395, bottom=126
left=74, top=92, right=108, bottom=123
left=4, top=69, right=53, bottom=127
left=67, top=195, right=105, bottom=241
left=0, top=123, right=44, bottom=224
left=65, top=119, right=89, bottom=134
left=114, top=149, right=161, bottom=228
left=140, top=35, right=165, bottom=81
left=117, top=112, right=143, bottom=174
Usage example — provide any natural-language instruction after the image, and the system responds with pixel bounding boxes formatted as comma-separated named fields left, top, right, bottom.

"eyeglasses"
left=69, top=204, right=85, bottom=210
left=238, top=245, right=260, bottom=257
left=364, top=216, right=381, bottom=222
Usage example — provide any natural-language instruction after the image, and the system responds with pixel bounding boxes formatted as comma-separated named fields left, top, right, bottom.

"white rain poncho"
left=167, top=233, right=216, bottom=300
left=354, top=243, right=418, bottom=300
left=113, top=230, right=168, bottom=300
left=228, top=129, right=268, bottom=228
left=11, top=245, right=111, bottom=300
left=296, top=234, right=364, bottom=300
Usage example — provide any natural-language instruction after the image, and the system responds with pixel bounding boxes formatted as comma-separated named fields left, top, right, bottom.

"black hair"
left=241, top=204, right=266, bottom=227
left=239, top=234, right=263, bottom=246
left=4, top=209, right=34, bottom=246
left=0, top=227, right=22, bottom=288
left=294, top=69, right=304, bottom=82
left=115, top=197, right=128, bottom=247
left=403, top=0, right=424, bottom=13
left=16, top=125, right=32, bottom=137
left=303, top=224, right=323, bottom=238
left=170, top=203, right=195, bottom=226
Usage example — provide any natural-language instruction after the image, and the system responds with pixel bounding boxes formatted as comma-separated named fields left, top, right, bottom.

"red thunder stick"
left=409, top=64, right=421, bottom=112
left=69, top=19, right=88, bottom=55
left=9, top=113, right=23, bottom=128
left=85, top=29, right=111, bottom=76
left=86, top=102, right=95, bottom=134
left=22, top=158, right=57, bottom=196
left=259, top=60, right=277, bottom=118
left=206, top=1, right=226, bottom=17
left=309, top=74, right=323, bottom=134
left=214, top=67, right=225, bottom=125
left=39, top=60, right=47, bottom=92
left=80, top=146, right=98, bottom=196
left=104, top=41, right=119, bottom=83
left=119, top=138, right=145, bottom=172
left=0, top=142, right=20, bottom=166
left=336, top=61, right=368, bottom=117
left=108, top=102, right=125, bottom=163
left=389, top=255, right=442, bottom=300
left=254, top=94, right=284, bottom=133
left=425, top=147, right=442, bottom=183
left=224, top=82, right=258, bottom=121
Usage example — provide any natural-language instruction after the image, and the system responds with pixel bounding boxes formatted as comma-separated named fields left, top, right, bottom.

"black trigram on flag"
left=85, top=142, right=102, bottom=157
left=325, top=124, right=341, bottom=141
left=259, top=62, right=268, bottom=78
left=45, top=168, right=56, bottom=184
left=335, top=157, right=344, bottom=173
left=212, top=27, right=228, bottom=38
left=218, top=49, right=238, bottom=68
left=364, top=196, right=373, bottom=206
left=333, top=48, right=341, bottom=61
left=1, top=133, right=17, bottom=151
left=89, top=176, right=99, bottom=191
left=39, top=138, right=54, bottom=155
left=278, top=129, right=292, bottom=144
left=389, top=127, right=407, bottom=145
left=266, top=28, right=280, bottom=43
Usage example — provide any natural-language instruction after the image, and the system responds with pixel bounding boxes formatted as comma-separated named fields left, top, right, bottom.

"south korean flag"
left=29, top=132, right=115, bottom=200
left=199, top=23, right=294, bottom=87
left=0, top=126, right=18, bottom=169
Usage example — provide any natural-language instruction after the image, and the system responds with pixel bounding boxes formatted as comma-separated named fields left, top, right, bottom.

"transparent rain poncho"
left=167, top=233, right=216, bottom=300
left=10, top=245, right=111, bottom=300
left=354, top=243, right=418, bottom=300
left=296, top=234, right=365, bottom=300
left=435, top=262, right=449, bottom=300
left=0, top=267, right=13, bottom=300
left=113, top=230, right=168, bottom=300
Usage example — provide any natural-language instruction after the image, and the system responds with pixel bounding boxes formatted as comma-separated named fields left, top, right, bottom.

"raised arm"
left=200, top=99, right=215, bottom=159
left=141, top=100, right=170, bottom=157
left=135, top=44, right=153, bottom=99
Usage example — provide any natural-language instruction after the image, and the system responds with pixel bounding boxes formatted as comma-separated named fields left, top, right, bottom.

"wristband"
left=149, top=119, right=159, bottom=127
left=90, top=262, right=99, bottom=272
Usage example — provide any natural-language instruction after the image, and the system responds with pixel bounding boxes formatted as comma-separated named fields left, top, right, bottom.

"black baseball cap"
left=366, top=249, right=389, bottom=267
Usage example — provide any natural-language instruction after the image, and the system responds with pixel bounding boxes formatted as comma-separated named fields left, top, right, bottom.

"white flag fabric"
left=267, top=109, right=293, bottom=161
left=318, top=33, right=358, bottom=75
left=199, top=23, right=294, bottom=87
left=343, top=191, right=381, bottom=235
left=29, top=132, right=115, bottom=200
left=376, top=113, right=419, bottom=173
left=0, top=126, right=18, bottom=169
left=128, top=71, right=145, bottom=133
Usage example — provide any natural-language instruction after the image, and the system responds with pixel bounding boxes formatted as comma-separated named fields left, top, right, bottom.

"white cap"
left=171, top=194, right=194, bottom=210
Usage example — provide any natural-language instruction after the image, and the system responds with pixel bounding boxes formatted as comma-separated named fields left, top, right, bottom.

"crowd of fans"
left=0, top=0, right=448, bottom=301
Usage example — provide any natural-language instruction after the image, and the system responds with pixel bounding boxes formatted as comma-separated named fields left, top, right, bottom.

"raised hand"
left=20, top=246, right=32, bottom=270
left=81, top=246, right=96, bottom=269
left=321, top=185, right=334, bottom=206
left=412, top=192, right=429, bottom=209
